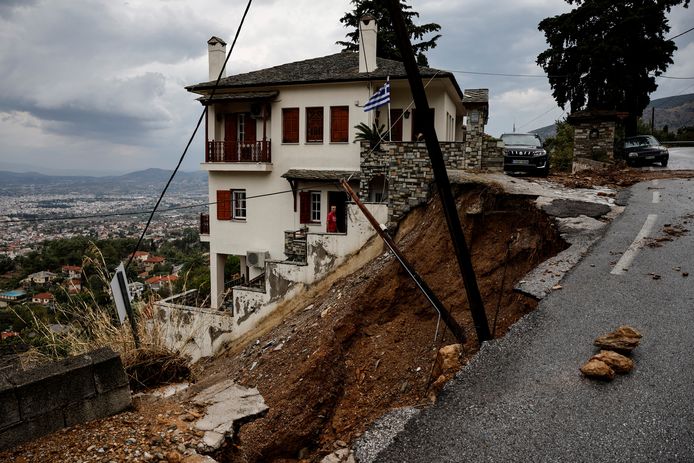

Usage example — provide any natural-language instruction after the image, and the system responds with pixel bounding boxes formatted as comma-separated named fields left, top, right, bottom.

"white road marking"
left=653, top=191, right=661, bottom=203
left=611, top=214, right=659, bottom=275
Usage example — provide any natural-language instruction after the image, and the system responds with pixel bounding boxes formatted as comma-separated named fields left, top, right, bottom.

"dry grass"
left=12, top=243, right=191, bottom=388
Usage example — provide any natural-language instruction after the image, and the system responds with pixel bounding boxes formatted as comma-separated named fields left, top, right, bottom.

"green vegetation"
left=337, top=0, right=441, bottom=66
left=354, top=122, right=388, bottom=151
left=543, top=119, right=575, bottom=172
left=537, top=0, right=690, bottom=135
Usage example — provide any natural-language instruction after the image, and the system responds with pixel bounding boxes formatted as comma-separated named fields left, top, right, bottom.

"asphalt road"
left=376, top=178, right=694, bottom=462
left=639, top=146, right=694, bottom=171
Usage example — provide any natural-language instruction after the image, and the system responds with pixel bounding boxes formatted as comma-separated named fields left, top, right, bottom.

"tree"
left=337, top=0, right=441, bottom=66
left=543, top=119, right=575, bottom=172
left=537, top=0, right=689, bottom=135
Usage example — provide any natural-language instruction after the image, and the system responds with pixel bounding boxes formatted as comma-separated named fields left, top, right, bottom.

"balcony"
left=203, top=140, right=273, bottom=172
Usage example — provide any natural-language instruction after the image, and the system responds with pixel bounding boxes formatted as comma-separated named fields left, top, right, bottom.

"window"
left=217, top=190, right=231, bottom=220
left=390, top=109, right=403, bottom=141
left=330, top=106, right=349, bottom=142
left=306, top=107, right=324, bottom=142
left=299, top=191, right=320, bottom=224
left=282, top=108, right=299, bottom=143
left=232, top=190, right=246, bottom=219
left=310, top=191, right=321, bottom=222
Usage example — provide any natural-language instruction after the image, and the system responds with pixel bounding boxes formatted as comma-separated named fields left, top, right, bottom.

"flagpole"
left=387, top=76, right=391, bottom=142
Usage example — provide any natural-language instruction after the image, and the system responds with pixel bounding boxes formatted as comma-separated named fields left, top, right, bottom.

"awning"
left=196, top=91, right=279, bottom=105
left=281, top=169, right=360, bottom=182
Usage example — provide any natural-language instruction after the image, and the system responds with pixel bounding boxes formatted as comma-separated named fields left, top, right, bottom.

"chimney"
left=359, top=15, right=377, bottom=73
left=207, top=36, right=227, bottom=81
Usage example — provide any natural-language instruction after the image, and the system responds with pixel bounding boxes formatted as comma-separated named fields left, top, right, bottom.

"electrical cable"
left=123, top=0, right=253, bottom=273
left=1, top=181, right=341, bottom=224
left=668, top=25, right=694, bottom=41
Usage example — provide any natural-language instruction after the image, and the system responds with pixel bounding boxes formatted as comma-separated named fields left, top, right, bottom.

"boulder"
left=591, top=350, right=634, bottom=374
left=431, top=344, right=462, bottom=379
left=580, top=359, right=615, bottom=380
left=594, top=326, right=642, bottom=353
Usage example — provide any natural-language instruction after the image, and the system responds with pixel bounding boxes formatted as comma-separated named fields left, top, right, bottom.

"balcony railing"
left=206, top=140, right=271, bottom=163
left=200, top=213, right=209, bottom=235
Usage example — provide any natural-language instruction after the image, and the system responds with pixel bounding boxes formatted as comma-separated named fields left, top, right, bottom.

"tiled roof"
left=34, top=292, right=54, bottom=299
left=281, top=169, right=361, bottom=181
left=462, top=88, right=489, bottom=104
left=186, top=52, right=462, bottom=99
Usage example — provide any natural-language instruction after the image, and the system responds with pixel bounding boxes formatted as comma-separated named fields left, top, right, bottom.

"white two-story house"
left=186, top=16, right=467, bottom=309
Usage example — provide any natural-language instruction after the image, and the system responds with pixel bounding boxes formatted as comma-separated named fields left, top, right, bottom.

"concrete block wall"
left=0, top=347, right=131, bottom=450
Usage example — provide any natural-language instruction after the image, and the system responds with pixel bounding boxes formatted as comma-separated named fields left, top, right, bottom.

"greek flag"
left=363, top=79, right=390, bottom=112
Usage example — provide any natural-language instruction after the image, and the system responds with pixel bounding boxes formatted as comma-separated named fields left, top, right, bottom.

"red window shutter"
left=282, top=108, right=299, bottom=143
left=299, top=191, right=311, bottom=224
left=245, top=114, right=256, bottom=143
left=306, top=107, right=324, bottom=142
left=330, top=106, right=349, bottom=142
left=224, top=114, right=237, bottom=142
left=217, top=190, right=231, bottom=220
left=390, top=109, right=403, bottom=141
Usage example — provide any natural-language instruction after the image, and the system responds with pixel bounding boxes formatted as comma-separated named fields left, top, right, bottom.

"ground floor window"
left=232, top=189, right=246, bottom=219
left=311, top=191, right=321, bottom=222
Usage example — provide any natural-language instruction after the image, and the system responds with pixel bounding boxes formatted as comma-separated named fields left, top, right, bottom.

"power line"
left=124, top=0, right=253, bottom=273
left=1, top=182, right=342, bottom=225
left=668, top=25, right=694, bottom=41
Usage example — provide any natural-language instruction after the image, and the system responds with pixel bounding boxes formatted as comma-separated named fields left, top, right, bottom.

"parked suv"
left=501, top=133, right=549, bottom=176
left=624, top=135, right=669, bottom=167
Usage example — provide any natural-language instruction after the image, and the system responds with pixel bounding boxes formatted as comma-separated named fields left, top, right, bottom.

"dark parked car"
left=624, top=135, right=669, bottom=167
left=501, top=133, right=549, bottom=176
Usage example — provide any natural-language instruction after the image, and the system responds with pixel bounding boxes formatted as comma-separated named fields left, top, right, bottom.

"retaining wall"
left=0, top=347, right=131, bottom=449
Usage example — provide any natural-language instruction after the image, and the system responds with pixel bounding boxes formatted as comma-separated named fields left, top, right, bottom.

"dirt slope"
left=206, top=184, right=567, bottom=462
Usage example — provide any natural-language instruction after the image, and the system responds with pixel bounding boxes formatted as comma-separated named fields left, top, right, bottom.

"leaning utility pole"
left=385, top=0, right=491, bottom=344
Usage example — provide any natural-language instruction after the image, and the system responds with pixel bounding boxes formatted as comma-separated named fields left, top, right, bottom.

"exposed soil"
left=207, top=184, right=567, bottom=462
left=0, top=184, right=568, bottom=463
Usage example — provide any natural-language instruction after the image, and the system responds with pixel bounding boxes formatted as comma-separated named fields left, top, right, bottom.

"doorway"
left=328, top=191, right=348, bottom=233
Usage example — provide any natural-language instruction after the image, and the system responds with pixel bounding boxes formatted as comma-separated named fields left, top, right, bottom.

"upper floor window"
left=306, top=107, right=324, bottom=143
left=232, top=189, right=246, bottom=220
left=282, top=108, right=299, bottom=143
left=217, top=190, right=231, bottom=220
left=390, top=108, right=403, bottom=142
left=330, top=106, right=349, bottom=143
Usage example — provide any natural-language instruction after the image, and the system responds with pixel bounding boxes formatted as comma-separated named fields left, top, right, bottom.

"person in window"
left=327, top=205, right=337, bottom=233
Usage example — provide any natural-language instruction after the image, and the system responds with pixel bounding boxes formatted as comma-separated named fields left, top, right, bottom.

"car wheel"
left=661, top=159, right=668, bottom=167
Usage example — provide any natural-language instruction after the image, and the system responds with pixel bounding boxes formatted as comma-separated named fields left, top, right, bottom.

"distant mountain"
left=530, top=93, right=694, bottom=137
left=0, top=168, right=207, bottom=196
left=531, top=124, right=557, bottom=140
left=642, top=93, right=694, bottom=132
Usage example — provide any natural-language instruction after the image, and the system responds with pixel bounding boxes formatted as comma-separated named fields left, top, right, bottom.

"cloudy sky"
left=0, top=0, right=692, bottom=175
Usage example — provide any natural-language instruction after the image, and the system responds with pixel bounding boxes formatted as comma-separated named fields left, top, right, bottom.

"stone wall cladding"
left=360, top=139, right=500, bottom=226
left=573, top=120, right=616, bottom=162
left=284, top=230, right=307, bottom=262
left=0, top=347, right=131, bottom=450
left=481, top=135, right=504, bottom=170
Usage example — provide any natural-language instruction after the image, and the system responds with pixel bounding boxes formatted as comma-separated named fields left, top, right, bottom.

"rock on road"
left=374, top=177, right=694, bottom=462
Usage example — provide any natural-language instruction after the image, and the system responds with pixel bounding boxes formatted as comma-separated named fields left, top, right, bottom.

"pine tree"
left=537, top=0, right=689, bottom=135
left=337, top=0, right=441, bottom=66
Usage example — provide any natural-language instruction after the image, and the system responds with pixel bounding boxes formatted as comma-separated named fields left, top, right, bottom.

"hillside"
left=643, top=93, right=694, bottom=132
left=531, top=93, right=694, bottom=137
left=0, top=168, right=207, bottom=195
